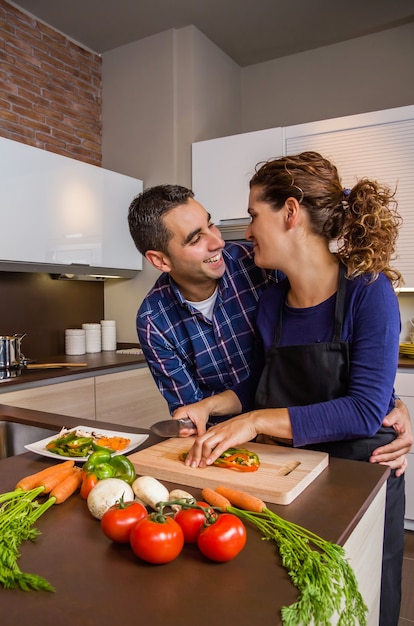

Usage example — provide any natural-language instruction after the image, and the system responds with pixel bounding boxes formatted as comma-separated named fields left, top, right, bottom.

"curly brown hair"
left=250, top=152, right=403, bottom=287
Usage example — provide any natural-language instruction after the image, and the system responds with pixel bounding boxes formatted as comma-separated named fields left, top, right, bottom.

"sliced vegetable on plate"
left=24, top=425, right=148, bottom=461
left=45, top=427, right=131, bottom=457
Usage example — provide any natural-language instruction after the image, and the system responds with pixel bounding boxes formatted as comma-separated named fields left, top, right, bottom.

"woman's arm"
left=181, top=404, right=292, bottom=468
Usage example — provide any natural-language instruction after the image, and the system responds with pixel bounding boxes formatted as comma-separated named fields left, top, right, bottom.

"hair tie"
left=343, top=188, right=351, bottom=198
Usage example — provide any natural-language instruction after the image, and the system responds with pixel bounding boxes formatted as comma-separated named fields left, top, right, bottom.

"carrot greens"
left=0, top=487, right=55, bottom=592
left=227, top=506, right=368, bottom=626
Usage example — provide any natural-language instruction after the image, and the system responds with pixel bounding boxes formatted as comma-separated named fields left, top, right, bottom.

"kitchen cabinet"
left=0, top=367, right=170, bottom=429
left=192, top=105, right=414, bottom=287
left=0, top=378, right=95, bottom=420
left=0, top=137, right=143, bottom=277
left=192, top=127, right=283, bottom=224
left=285, top=106, right=414, bottom=288
left=394, top=370, right=414, bottom=530
left=95, top=367, right=171, bottom=428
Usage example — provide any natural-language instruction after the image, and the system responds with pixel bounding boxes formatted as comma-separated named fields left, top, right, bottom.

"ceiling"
left=9, top=0, right=414, bottom=66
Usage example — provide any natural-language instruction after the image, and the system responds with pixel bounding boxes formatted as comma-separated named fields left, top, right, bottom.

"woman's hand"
left=183, top=412, right=259, bottom=468
left=370, top=398, right=413, bottom=477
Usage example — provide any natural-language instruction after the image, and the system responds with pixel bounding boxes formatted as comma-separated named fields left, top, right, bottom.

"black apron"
left=255, top=264, right=395, bottom=460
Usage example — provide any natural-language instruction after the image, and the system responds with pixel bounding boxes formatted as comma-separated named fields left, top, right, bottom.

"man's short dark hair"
left=128, top=184, right=194, bottom=255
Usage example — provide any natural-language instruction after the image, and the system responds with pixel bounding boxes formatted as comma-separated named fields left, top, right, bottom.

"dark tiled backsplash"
left=0, top=272, right=104, bottom=359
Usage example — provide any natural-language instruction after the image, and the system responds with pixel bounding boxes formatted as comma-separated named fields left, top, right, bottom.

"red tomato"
left=197, top=513, right=246, bottom=562
left=130, top=515, right=184, bottom=564
left=174, top=502, right=213, bottom=543
left=80, top=472, right=98, bottom=500
left=100, top=500, right=147, bottom=543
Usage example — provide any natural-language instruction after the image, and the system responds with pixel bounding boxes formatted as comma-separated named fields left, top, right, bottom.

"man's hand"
left=370, top=398, right=413, bottom=477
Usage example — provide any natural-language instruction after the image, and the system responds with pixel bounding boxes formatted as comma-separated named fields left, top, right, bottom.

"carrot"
left=15, top=460, right=75, bottom=491
left=49, top=467, right=83, bottom=504
left=201, top=487, right=231, bottom=511
left=34, top=464, right=79, bottom=494
left=215, top=485, right=266, bottom=512
left=95, top=435, right=130, bottom=451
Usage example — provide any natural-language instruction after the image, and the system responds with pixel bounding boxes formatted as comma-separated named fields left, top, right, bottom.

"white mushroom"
left=168, top=488, right=196, bottom=512
left=87, top=478, right=134, bottom=520
left=132, top=476, right=169, bottom=510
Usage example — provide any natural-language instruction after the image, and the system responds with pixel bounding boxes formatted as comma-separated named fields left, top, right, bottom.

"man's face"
left=162, top=198, right=226, bottom=298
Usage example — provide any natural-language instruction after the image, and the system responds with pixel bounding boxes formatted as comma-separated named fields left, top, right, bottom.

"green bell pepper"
left=83, top=450, right=136, bottom=484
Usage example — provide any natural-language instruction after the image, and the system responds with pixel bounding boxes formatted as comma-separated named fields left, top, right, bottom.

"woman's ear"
left=284, top=197, right=300, bottom=227
left=145, top=250, right=172, bottom=273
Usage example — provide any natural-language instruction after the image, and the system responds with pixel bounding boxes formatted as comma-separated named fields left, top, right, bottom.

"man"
left=128, top=184, right=412, bottom=471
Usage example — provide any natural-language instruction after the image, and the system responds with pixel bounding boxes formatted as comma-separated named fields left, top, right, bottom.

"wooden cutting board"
left=128, top=438, right=328, bottom=505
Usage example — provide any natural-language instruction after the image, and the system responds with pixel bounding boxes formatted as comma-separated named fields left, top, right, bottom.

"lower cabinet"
left=0, top=367, right=171, bottom=430
left=394, top=371, right=414, bottom=530
left=95, top=368, right=171, bottom=428
left=0, top=378, right=96, bottom=420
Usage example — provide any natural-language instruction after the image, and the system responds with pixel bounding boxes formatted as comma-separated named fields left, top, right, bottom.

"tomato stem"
left=157, top=498, right=219, bottom=525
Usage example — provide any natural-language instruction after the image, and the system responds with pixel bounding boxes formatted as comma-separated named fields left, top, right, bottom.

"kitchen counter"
left=0, top=404, right=389, bottom=626
left=398, top=356, right=414, bottom=369
left=1, top=352, right=412, bottom=394
left=0, top=350, right=147, bottom=391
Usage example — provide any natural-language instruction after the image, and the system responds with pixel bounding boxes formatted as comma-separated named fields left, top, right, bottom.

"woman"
left=174, top=152, right=405, bottom=625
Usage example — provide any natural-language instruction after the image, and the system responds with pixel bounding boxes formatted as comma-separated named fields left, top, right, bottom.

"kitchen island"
left=0, top=404, right=389, bottom=626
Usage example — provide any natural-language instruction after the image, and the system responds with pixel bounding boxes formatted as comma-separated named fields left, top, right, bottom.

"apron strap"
left=332, top=263, right=347, bottom=342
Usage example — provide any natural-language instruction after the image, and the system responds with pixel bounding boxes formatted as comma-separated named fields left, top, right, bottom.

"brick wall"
left=0, top=0, right=102, bottom=166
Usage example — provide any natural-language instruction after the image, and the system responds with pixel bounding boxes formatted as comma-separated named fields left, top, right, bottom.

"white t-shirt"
left=186, top=287, right=218, bottom=321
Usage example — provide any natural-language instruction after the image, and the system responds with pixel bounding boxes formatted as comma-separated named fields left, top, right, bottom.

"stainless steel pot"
left=0, top=334, right=26, bottom=369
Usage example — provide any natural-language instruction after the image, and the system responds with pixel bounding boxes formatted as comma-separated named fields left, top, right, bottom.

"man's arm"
left=138, top=323, right=204, bottom=414
left=370, top=398, right=413, bottom=477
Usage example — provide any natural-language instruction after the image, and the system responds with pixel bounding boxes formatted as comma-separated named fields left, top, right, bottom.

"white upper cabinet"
left=0, top=138, right=143, bottom=276
left=192, top=105, right=414, bottom=288
left=285, top=106, right=414, bottom=290
left=192, top=127, right=284, bottom=224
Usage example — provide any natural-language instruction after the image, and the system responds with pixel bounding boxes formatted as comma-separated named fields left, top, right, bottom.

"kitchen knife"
left=150, top=417, right=197, bottom=437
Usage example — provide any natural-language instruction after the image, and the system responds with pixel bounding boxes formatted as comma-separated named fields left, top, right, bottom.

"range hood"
left=217, top=218, right=250, bottom=241
left=0, top=260, right=138, bottom=280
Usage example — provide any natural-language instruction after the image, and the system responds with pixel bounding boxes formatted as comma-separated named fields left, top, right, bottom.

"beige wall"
left=241, top=23, right=414, bottom=131
left=103, top=22, right=414, bottom=343
left=102, top=26, right=241, bottom=342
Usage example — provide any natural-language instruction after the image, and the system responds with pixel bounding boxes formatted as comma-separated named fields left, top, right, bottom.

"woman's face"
left=245, top=185, right=286, bottom=269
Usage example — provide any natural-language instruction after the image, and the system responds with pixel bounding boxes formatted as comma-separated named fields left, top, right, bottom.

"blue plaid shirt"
left=137, top=241, right=279, bottom=418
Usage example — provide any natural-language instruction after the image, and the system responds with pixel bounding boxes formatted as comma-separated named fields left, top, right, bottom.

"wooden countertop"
left=0, top=352, right=412, bottom=395
left=0, top=351, right=147, bottom=391
left=398, top=356, right=414, bottom=369
left=0, top=405, right=390, bottom=626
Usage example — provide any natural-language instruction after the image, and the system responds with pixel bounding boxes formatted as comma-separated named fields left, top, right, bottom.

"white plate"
left=25, top=425, right=149, bottom=462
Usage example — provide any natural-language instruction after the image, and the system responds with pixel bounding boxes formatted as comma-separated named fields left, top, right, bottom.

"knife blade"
left=150, top=417, right=197, bottom=437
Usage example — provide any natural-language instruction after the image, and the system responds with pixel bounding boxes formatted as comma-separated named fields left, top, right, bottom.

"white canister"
left=82, top=323, right=101, bottom=353
left=65, top=329, right=86, bottom=355
left=101, top=320, right=117, bottom=351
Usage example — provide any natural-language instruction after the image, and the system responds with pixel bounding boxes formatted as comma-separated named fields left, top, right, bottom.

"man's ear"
left=145, top=250, right=172, bottom=272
